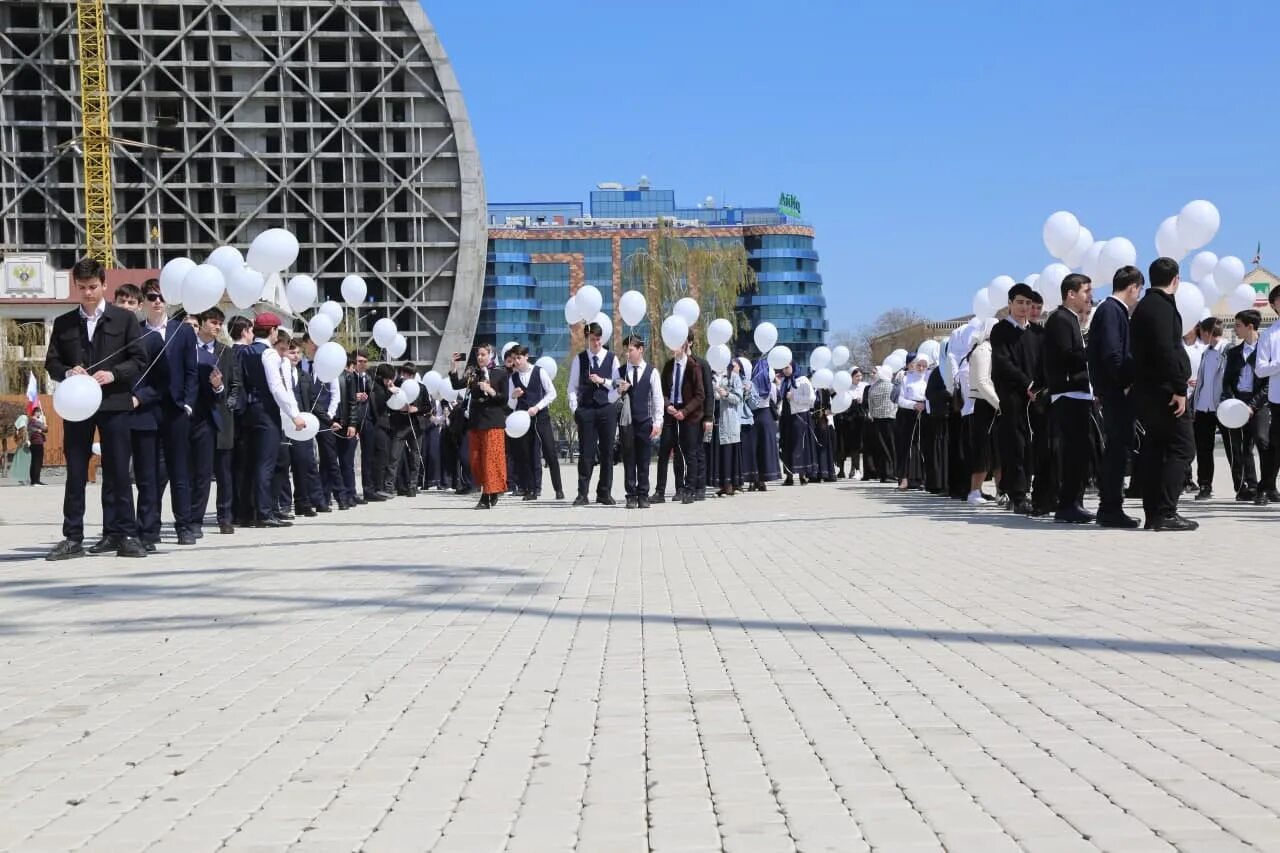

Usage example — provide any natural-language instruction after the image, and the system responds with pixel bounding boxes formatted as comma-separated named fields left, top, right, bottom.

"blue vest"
left=578, top=350, right=615, bottom=409
left=240, top=341, right=273, bottom=411
left=313, top=373, right=332, bottom=416
left=512, top=366, right=546, bottom=411
left=627, top=364, right=655, bottom=426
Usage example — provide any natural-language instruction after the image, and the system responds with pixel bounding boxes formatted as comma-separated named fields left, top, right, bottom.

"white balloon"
left=831, top=345, right=851, bottom=368
left=91, top=442, right=101, bottom=456
left=53, top=374, right=102, bottom=422
left=440, top=385, right=460, bottom=403
left=1176, top=200, right=1220, bottom=251
left=502, top=341, right=519, bottom=358
left=181, top=264, right=225, bottom=314
left=707, top=318, right=734, bottom=347
left=1199, top=274, right=1219, bottom=307
left=386, top=390, right=407, bottom=411
left=388, top=334, right=408, bottom=359
left=285, top=275, right=318, bottom=312
left=1082, top=240, right=1108, bottom=283
left=737, top=357, right=752, bottom=377
left=1039, top=263, right=1071, bottom=296
left=986, top=275, right=1015, bottom=308
left=767, top=345, right=792, bottom=371
left=875, top=365, right=892, bottom=382
left=707, top=343, right=731, bottom=372
left=207, top=245, right=245, bottom=280
left=1217, top=399, right=1251, bottom=430
left=282, top=412, right=320, bottom=441
left=313, top=342, right=347, bottom=382
left=1200, top=307, right=1211, bottom=321
left=1062, top=226, right=1094, bottom=268
left=1229, top=283, right=1257, bottom=313
left=1214, top=255, right=1246, bottom=290
left=917, top=340, right=941, bottom=364
left=372, top=318, right=398, bottom=348
left=318, top=300, right=343, bottom=325
left=159, top=257, right=196, bottom=304
left=505, top=410, right=532, bottom=438
left=972, top=288, right=994, bottom=319
left=1043, top=211, right=1081, bottom=260
left=307, top=314, right=335, bottom=345
left=1189, top=251, right=1219, bottom=284
left=1099, top=237, right=1137, bottom=281
left=226, top=265, right=265, bottom=309
left=832, top=370, right=853, bottom=393
left=423, top=370, right=444, bottom=395
left=1174, top=283, right=1204, bottom=336
left=399, top=378, right=421, bottom=403
left=1155, top=216, right=1183, bottom=261
left=1024, top=273, right=1041, bottom=291
left=832, top=389, right=856, bottom=415
left=535, top=356, right=558, bottom=380
left=340, top=275, right=367, bottom=307
left=809, top=346, right=832, bottom=370
left=1186, top=344, right=1202, bottom=384
left=591, top=312, right=612, bottom=343
left=753, top=322, right=778, bottom=352
left=673, top=297, right=700, bottom=326
left=1041, top=282, right=1062, bottom=312
left=811, top=368, right=834, bottom=389
left=246, top=228, right=299, bottom=275
left=564, top=297, right=583, bottom=326
left=574, top=284, right=603, bottom=320
left=884, top=352, right=907, bottom=373
left=618, top=290, right=647, bottom=326
left=660, top=315, right=690, bottom=350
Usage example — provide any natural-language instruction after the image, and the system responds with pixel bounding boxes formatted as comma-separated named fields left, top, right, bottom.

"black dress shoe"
left=1010, top=499, right=1033, bottom=515
left=475, top=494, right=492, bottom=510
left=365, top=493, right=387, bottom=502
left=1194, top=487, right=1213, bottom=501
left=638, top=497, right=650, bottom=509
left=757, top=483, right=767, bottom=492
left=46, top=539, right=85, bottom=561
left=650, top=493, right=665, bottom=504
left=117, top=537, right=149, bottom=558
left=191, top=526, right=204, bottom=539
left=176, top=532, right=197, bottom=546
left=599, top=495, right=616, bottom=506
left=1236, top=488, right=1257, bottom=502
left=522, top=493, right=537, bottom=501
left=1053, top=508, right=1094, bottom=524
left=337, top=503, right=351, bottom=511
left=144, top=542, right=157, bottom=553
left=315, top=504, right=332, bottom=513
left=681, top=492, right=695, bottom=504
left=1153, top=515, right=1199, bottom=531
left=219, top=523, right=235, bottom=534
left=554, top=490, right=565, bottom=500
left=1029, top=507, right=1052, bottom=518
left=87, top=536, right=120, bottom=555
left=262, top=517, right=292, bottom=528
left=279, top=511, right=296, bottom=521
left=355, top=496, right=368, bottom=505
left=783, top=476, right=794, bottom=486
left=572, top=495, right=589, bottom=506
left=298, top=507, right=318, bottom=518
left=489, top=493, right=499, bottom=506
left=625, top=497, right=638, bottom=509
left=693, top=490, right=706, bottom=501
left=1254, top=491, right=1269, bottom=506
left=1097, top=512, right=1140, bottom=529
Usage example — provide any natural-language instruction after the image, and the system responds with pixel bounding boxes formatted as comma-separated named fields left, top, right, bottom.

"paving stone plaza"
left=1, top=468, right=1278, bottom=852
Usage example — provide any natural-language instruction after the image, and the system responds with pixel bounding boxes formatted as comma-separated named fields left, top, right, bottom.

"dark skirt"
left=718, top=441, right=741, bottom=488
left=969, top=401, right=999, bottom=476
left=894, top=408, right=925, bottom=483
left=923, top=416, right=947, bottom=493
left=740, top=424, right=758, bottom=480
left=747, top=406, right=781, bottom=482
left=783, top=411, right=818, bottom=477
left=947, top=412, right=968, bottom=497
left=813, top=414, right=837, bottom=480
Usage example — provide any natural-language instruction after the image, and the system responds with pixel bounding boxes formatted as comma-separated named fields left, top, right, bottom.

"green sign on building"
left=778, top=192, right=802, bottom=219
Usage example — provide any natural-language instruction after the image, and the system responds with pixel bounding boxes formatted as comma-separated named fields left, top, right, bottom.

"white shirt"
left=897, top=370, right=928, bottom=410
left=79, top=300, right=106, bottom=340
left=198, top=336, right=225, bottom=395
left=1239, top=341, right=1256, bottom=393
left=1107, top=293, right=1133, bottom=315
left=508, top=364, right=558, bottom=415
left=261, top=343, right=300, bottom=419
left=666, top=355, right=691, bottom=407
left=567, top=347, right=621, bottom=412
left=146, top=318, right=168, bottom=341
left=1254, top=322, right=1280, bottom=404
left=619, top=360, right=664, bottom=430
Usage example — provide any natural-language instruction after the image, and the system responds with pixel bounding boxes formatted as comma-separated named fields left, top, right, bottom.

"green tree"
left=547, top=356, right=576, bottom=461
left=830, top=307, right=929, bottom=370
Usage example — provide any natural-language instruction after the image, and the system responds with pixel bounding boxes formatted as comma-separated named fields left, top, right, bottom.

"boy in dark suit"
left=45, top=258, right=149, bottom=560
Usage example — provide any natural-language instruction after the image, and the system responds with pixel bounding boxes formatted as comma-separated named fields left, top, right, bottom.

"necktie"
left=672, top=362, right=682, bottom=405
left=632, top=366, right=638, bottom=387
left=591, top=354, right=598, bottom=371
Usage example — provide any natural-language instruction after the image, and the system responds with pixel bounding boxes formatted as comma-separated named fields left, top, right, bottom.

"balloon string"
left=85, top=327, right=159, bottom=373
left=132, top=327, right=186, bottom=391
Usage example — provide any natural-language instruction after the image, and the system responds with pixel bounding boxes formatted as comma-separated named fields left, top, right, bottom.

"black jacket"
left=212, top=341, right=241, bottom=450
left=45, top=303, right=148, bottom=413
left=698, top=356, right=715, bottom=426
left=1042, top=306, right=1091, bottom=396
left=453, top=365, right=510, bottom=431
left=1130, top=288, right=1190, bottom=402
left=341, top=370, right=370, bottom=430
left=1223, top=340, right=1269, bottom=410
left=1086, top=296, right=1134, bottom=398
left=988, top=318, right=1034, bottom=401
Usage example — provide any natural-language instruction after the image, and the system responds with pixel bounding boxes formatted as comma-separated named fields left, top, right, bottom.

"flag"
left=25, top=372, right=38, bottom=416
left=1253, top=242, right=1262, bottom=266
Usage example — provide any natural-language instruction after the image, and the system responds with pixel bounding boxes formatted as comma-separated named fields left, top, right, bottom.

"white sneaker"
left=967, top=490, right=983, bottom=506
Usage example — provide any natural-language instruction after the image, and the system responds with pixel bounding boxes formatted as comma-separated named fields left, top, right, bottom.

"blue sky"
left=426, top=0, right=1278, bottom=332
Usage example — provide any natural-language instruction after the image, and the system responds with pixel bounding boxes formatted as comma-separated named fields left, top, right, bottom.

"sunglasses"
left=144, top=293, right=164, bottom=302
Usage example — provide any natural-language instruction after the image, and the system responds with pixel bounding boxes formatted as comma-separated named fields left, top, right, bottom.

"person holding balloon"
left=1222, top=309, right=1273, bottom=504
left=1189, top=318, right=1229, bottom=501
left=893, top=355, right=929, bottom=491
left=616, top=335, right=663, bottom=508
left=778, top=363, right=817, bottom=486
left=239, top=311, right=303, bottom=528
left=507, top=345, right=564, bottom=501
left=567, top=323, right=622, bottom=506
left=713, top=358, right=745, bottom=496
left=743, top=358, right=781, bottom=491
left=45, top=258, right=150, bottom=561
left=657, top=334, right=706, bottom=504
left=451, top=343, right=509, bottom=509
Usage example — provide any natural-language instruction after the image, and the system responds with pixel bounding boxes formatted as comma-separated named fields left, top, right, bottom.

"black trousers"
left=997, top=395, right=1030, bottom=499
left=420, top=424, right=441, bottom=488
left=867, top=418, right=895, bottom=479
left=515, top=411, right=562, bottom=496
left=245, top=403, right=283, bottom=522
left=923, top=416, right=947, bottom=493
left=132, top=429, right=162, bottom=542
left=214, top=447, right=234, bottom=524
left=188, top=417, right=216, bottom=528
left=621, top=420, right=654, bottom=497
left=159, top=407, right=194, bottom=535
left=383, top=424, right=416, bottom=494
left=62, top=410, right=137, bottom=542
left=337, top=429, right=358, bottom=503
left=1029, top=400, right=1054, bottom=512
left=1051, top=397, right=1092, bottom=512
left=232, top=414, right=255, bottom=523
left=1136, top=400, right=1195, bottom=522
left=359, top=419, right=378, bottom=496
left=1097, top=393, right=1134, bottom=515
left=1260, top=403, right=1279, bottom=493
left=1193, top=411, right=1227, bottom=490
left=575, top=405, right=618, bottom=498
left=315, top=427, right=343, bottom=503
left=29, top=443, right=44, bottom=484
left=655, top=417, right=686, bottom=494
left=947, top=412, right=968, bottom=498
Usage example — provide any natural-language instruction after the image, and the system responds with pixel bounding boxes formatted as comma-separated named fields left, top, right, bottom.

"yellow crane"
left=76, top=0, right=114, bottom=268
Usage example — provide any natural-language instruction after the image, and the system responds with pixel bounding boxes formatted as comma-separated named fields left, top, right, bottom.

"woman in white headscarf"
left=966, top=319, right=1001, bottom=505
left=894, top=353, right=930, bottom=490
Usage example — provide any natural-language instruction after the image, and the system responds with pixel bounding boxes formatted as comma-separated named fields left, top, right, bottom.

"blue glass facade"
left=481, top=186, right=829, bottom=370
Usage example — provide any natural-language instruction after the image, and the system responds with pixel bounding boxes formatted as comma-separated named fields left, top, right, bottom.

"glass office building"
left=482, top=183, right=828, bottom=370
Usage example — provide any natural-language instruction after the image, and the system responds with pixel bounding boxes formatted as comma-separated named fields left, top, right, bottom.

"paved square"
left=1, top=466, right=1278, bottom=852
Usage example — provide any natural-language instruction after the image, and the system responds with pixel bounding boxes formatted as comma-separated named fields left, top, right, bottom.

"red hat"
left=253, top=311, right=282, bottom=329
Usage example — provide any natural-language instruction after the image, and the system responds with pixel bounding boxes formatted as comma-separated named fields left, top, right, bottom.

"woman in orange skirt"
left=451, top=343, right=509, bottom=508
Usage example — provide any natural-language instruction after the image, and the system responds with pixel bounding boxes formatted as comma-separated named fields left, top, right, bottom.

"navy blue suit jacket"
left=1086, top=296, right=1134, bottom=399
left=194, top=340, right=223, bottom=432
left=131, top=319, right=199, bottom=430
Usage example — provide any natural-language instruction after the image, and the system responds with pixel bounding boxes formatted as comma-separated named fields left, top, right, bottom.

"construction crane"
left=76, top=0, right=114, bottom=268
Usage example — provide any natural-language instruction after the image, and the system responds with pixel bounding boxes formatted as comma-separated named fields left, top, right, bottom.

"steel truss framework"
left=0, top=0, right=486, bottom=365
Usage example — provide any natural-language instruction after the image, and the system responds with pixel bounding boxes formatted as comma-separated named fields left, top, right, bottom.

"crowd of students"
left=40, top=256, right=1280, bottom=559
